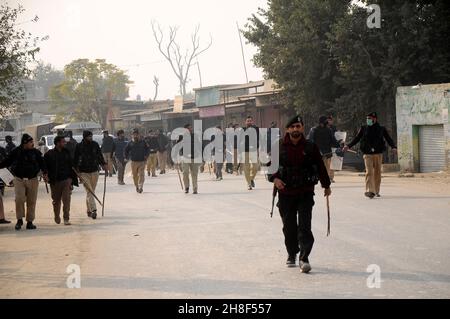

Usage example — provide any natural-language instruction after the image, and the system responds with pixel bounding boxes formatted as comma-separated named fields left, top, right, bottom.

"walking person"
left=145, top=130, right=159, bottom=177
left=240, top=116, right=260, bottom=190
left=269, top=115, right=331, bottom=273
left=0, top=134, right=46, bottom=230
left=125, top=129, right=149, bottom=193
left=213, top=126, right=225, bottom=181
left=179, top=124, right=202, bottom=194
left=101, top=130, right=115, bottom=177
left=113, top=130, right=128, bottom=185
left=5, top=135, right=16, bottom=156
left=74, top=131, right=107, bottom=220
left=343, top=112, right=397, bottom=198
left=308, top=115, right=341, bottom=183
left=64, top=131, right=78, bottom=161
left=157, top=129, right=169, bottom=174
left=44, top=136, right=78, bottom=226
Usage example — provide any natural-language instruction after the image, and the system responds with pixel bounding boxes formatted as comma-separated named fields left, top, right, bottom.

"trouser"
left=14, top=177, right=39, bottom=222
left=50, top=178, right=72, bottom=221
left=226, top=162, right=233, bottom=173
left=157, top=151, right=167, bottom=171
left=182, top=162, right=200, bottom=191
left=102, top=152, right=113, bottom=175
left=233, top=149, right=239, bottom=173
left=115, top=158, right=126, bottom=183
left=146, top=153, right=158, bottom=175
left=131, top=161, right=146, bottom=189
left=363, top=154, right=383, bottom=194
left=80, top=172, right=99, bottom=213
left=215, top=162, right=223, bottom=179
left=322, top=156, right=334, bottom=180
left=0, top=195, right=5, bottom=220
left=243, top=152, right=260, bottom=186
left=277, top=192, right=315, bottom=262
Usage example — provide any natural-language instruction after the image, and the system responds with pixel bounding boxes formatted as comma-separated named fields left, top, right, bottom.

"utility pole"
left=236, top=22, right=249, bottom=83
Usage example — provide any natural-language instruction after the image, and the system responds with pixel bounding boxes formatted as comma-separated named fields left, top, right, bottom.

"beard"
left=289, top=131, right=301, bottom=139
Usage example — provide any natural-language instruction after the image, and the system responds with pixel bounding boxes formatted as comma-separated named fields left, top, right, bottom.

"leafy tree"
left=50, top=59, right=132, bottom=127
left=0, top=4, right=43, bottom=118
left=30, top=61, right=64, bottom=99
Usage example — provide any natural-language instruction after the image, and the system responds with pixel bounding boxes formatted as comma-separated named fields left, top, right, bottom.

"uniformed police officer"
left=269, top=115, right=332, bottom=273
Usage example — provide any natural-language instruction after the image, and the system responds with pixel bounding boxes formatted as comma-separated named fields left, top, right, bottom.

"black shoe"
left=300, top=260, right=312, bottom=273
left=0, top=219, right=11, bottom=224
left=91, top=211, right=97, bottom=220
left=185, top=188, right=189, bottom=194
left=26, top=222, right=37, bottom=230
left=87, top=211, right=92, bottom=218
left=54, top=216, right=61, bottom=224
left=286, top=255, right=296, bottom=267
left=15, top=219, right=23, bottom=230
left=248, top=185, right=253, bottom=190
left=376, top=193, right=381, bottom=197
left=138, top=188, right=143, bottom=193
left=147, top=171, right=150, bottom=176
left=193, top=190, right=198, bottom=194
left=109, top=173, right=113, bottom=177
left=152, top=173, right=157, bottom=177
left=365, top=192, right=375, bottom=199
left=251, top=180, right=255, bottom=188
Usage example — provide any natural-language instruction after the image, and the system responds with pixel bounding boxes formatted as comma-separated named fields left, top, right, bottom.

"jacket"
left=44, top=147, right=78, bottom=186
left=308, top=125, right=340, bottom=158
left=101, top=135, right=115, bottom=153
left=269, top=134, right=330, bottom=195
left=157, top=133, right=169, bottom=152
left=348, top=123, right=396, bottom=154
left=125, top=138, right=149, bottom=162
left=240, top=125, right=260, bottom=152
left=74, top=140, right=106, bottom=173
left=113, top=137, right=128, bottom=161
left=145, top=136, right=160, bottom=154
left=0, top=146, right=46, bottom=179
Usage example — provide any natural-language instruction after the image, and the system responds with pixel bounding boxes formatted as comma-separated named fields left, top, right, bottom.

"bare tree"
left=152, top=76, right=159, bottom=101
left=151, top=21, right=212, bottom=96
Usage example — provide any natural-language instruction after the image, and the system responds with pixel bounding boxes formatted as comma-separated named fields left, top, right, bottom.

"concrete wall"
left=396, top=83, right=450, bottom=172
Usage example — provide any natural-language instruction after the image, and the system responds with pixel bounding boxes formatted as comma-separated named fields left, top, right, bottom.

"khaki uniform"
left=322, top=156, right=334, bottom=181
left=146, top=153, right=158, bottom=175
left=80, top=172, right=99, bottom=213
left=157, top=151, right=167, bottom=171
left=131, top=161, right=146, bottom=189
left=363, top=154, right=383, bottom=194
left=243, top=152, right=259, bottom=187
left=182, top=161, right=200, bottom=191
left=50, top=178, right=72, bottom=221
left=14, top=177, right=39, bottom=222
left=102, top=152, right=113, bottom=174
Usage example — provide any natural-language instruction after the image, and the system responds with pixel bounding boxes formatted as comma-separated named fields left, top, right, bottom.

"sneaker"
left=185, top=188, right=189, bottom=194
left=64, top=220, right=71, bottom=226
left=15, top=219, right=23, bottom=230
left=91, top=211, right=97, bottom=220
left=54, top=216, right=61, bottom=225
left=364, top=192, right=375, bottom=199
left=26, top=222, right=37, bottom=230
left=251, top=180, right=255, bottom=188
left=286, top=255, right=296, bottom=267
left=0, top=219, right=11, bottom=224
left=300, top=260, right=312, bottom=273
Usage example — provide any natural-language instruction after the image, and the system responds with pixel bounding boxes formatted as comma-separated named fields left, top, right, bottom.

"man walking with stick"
left=74, top=131, right=107, bottom=220
left=44, top=136, right=79, bottom=225
left=268, top=115, right=331, bottom=273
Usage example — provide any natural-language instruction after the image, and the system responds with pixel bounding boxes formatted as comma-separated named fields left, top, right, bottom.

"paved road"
left=0, top=170, right=449, bottom=298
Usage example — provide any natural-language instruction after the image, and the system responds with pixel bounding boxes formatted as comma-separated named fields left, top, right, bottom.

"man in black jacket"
left=125, top=129, right=149, bottom=193
left=101, top=130, right=115, bottom=177
left=343, top=112, right=397, bottom=198
left=157, top=130, right=169, bottom=174
left=74, top=130, right=107, bottom=219
left=0, top=134, right=46, bottom=230
left=5, top=135, right=16, bottom=156
left=178, top=124, right=202, bottom=194
left=269, top=115, right=331, bottom=273
left=145, top=130, right=160, bottom=177
left=44, top=136, right=79, bottom=225
left=308, top=115, right=341, bottom=183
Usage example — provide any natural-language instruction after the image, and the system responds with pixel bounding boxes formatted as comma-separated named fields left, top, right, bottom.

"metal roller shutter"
left=419, top=125, right=445, bottom=173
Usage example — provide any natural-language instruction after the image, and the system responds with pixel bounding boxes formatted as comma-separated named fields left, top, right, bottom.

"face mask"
left=367, top=119, right=374, bottom=126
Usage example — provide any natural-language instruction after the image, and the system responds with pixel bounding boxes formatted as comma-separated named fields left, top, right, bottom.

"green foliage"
left=244, top=0, right=450, bottom=133
left=31, top=61, right=64, bottom=99
left=0, top=4, right=42, bottom=118
left=50, top=59, right=132, bottom=127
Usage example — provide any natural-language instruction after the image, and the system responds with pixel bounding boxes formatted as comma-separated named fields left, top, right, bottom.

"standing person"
left=241, top=116, right=260, bottom=190
left=157, top=129, right=169, bottom=174
left=145, top=130, right=159, bottom=177
left=343, top=112, right=397, bottom=198
left=213, top=126, right=225, bottom=181
left=308, top=116, right=340, bottom=183
left=64, top=131, right=78, bottom=161
left=113, top=130, right=128, bottom=185
left=125, top=129, right=149, bottom=193
left=225, top=123, right=234, bottom=174
left=0, top=134, right=46, bottom=230
left=269, top=115, right=331, bottom=273
left=5, top=135, right=16, bottom=156
left=44, top=136, right=78, bottom=226
left=101, top=130, right=115, bottom=177
left=179, top=124, right=202, bottom=194
left=74, top=131, right=107, bottom=220
left=0, top=145, right=11, bottom=223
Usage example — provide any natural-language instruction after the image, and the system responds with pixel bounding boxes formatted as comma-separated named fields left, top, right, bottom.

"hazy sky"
left=9, top=0, right=268, bottom=100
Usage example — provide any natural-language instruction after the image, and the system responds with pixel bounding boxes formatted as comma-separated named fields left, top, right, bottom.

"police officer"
left=343, top=112, right=397, bottom=198
left=269, top=115, right=331, bottom=273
